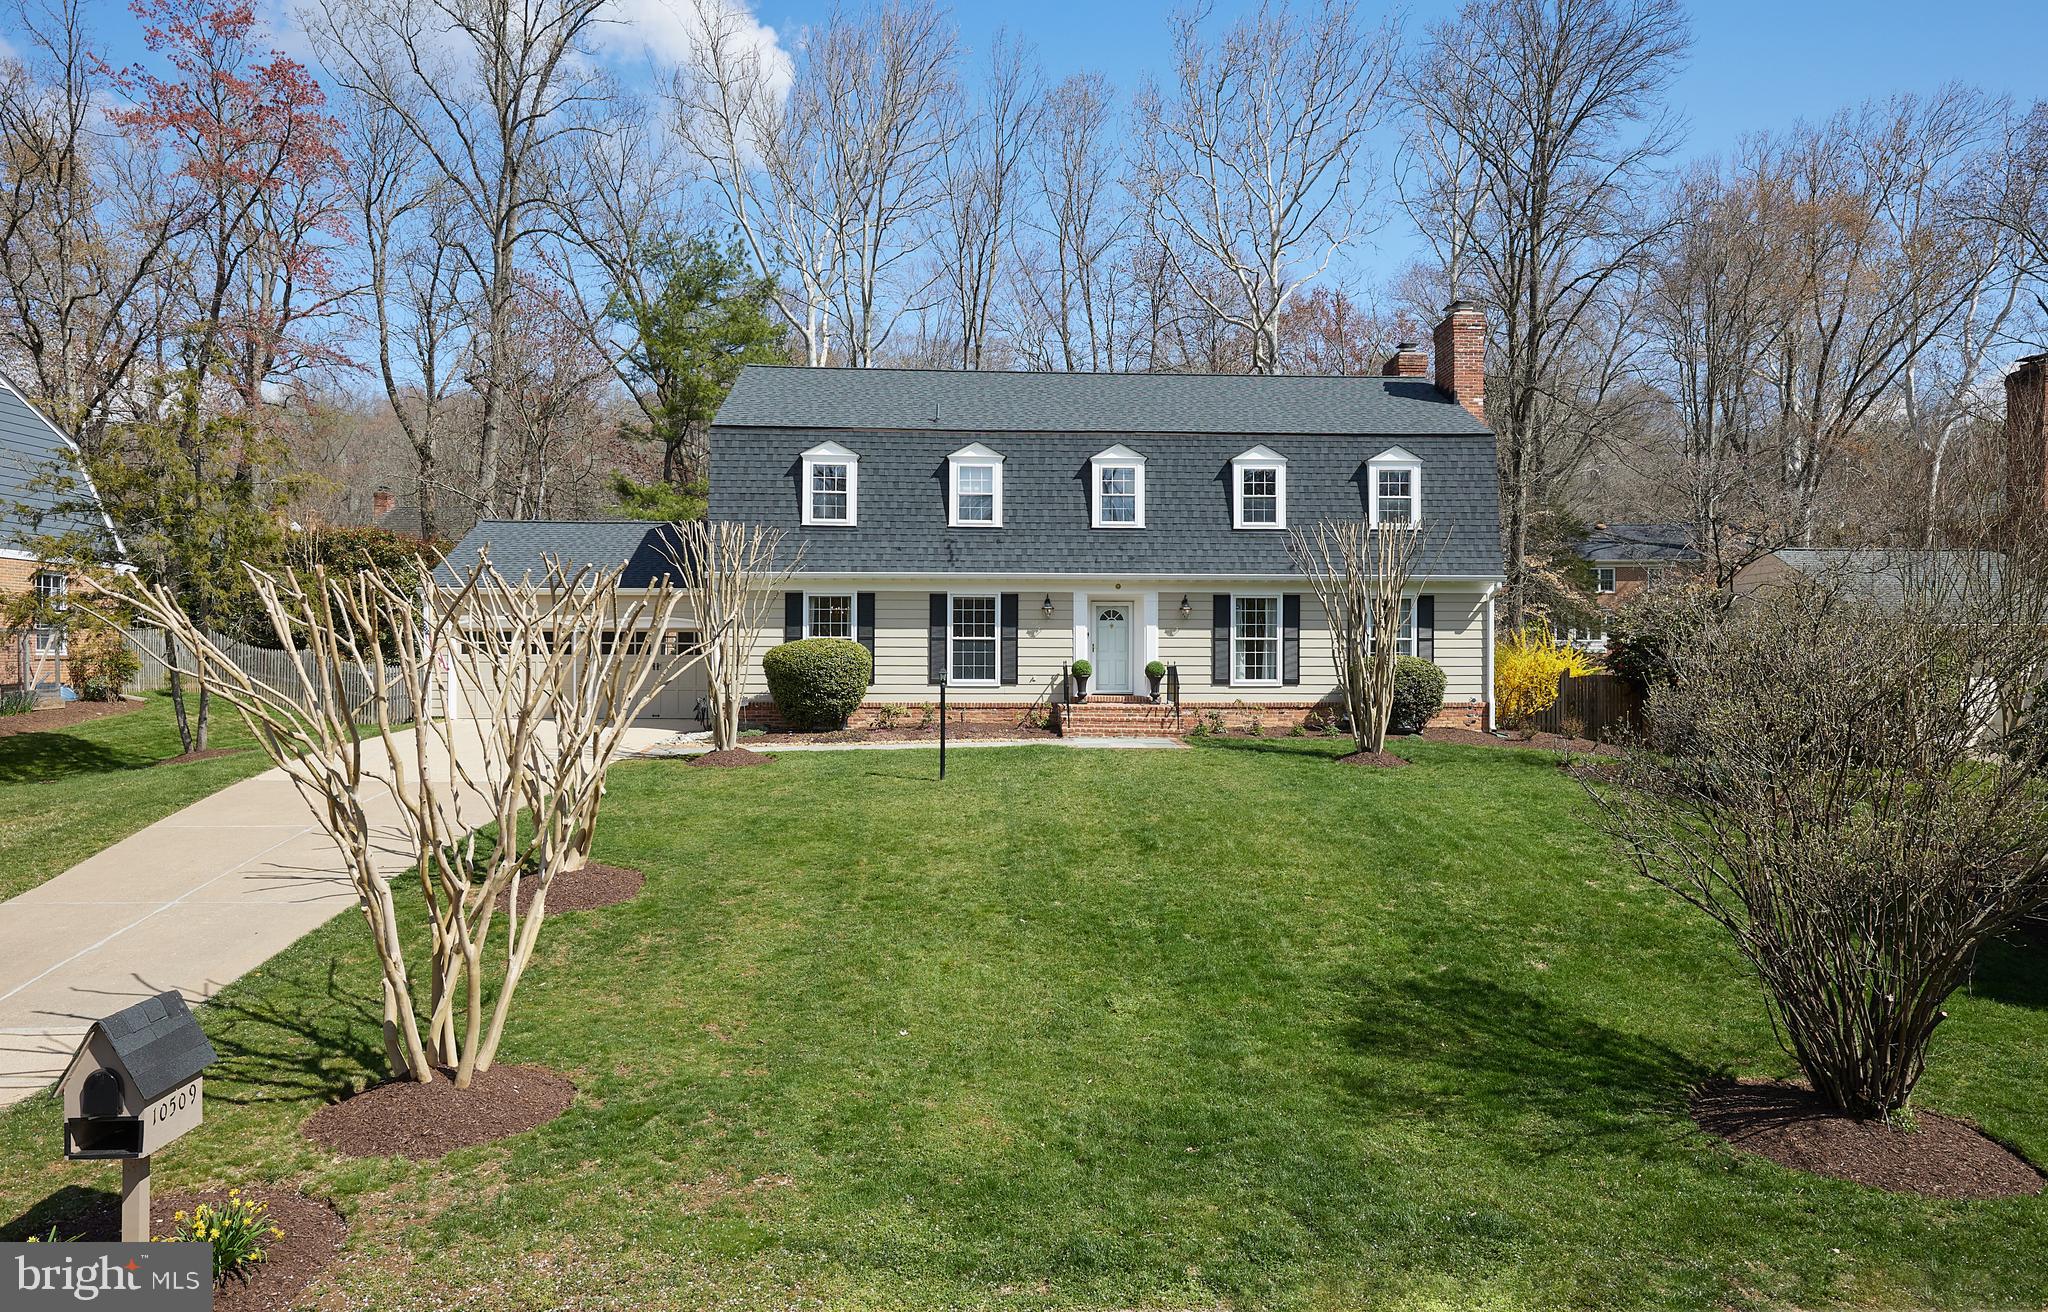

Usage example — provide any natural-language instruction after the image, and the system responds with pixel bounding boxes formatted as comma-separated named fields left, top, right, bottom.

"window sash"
left=954, top=463, right=997, bottom=523
left=806, top=593, right=854, bottom=638
left=1371, top=599, right=1416, bottom=656
left=33, top=571, right=66, bottom=600
left=1595, top=567, right=1616, bottom=593
left=1376, top=468, right=1415, bottom=524
left=809, top=462, right=850, bottom=522
left=1098, top=465, right=1138, bottom=524
left=1232, top=595, right=1281, bottom=684
left=1240, top=468, right=1279, bottom=524
left=948, top=595, right=998, bottom=683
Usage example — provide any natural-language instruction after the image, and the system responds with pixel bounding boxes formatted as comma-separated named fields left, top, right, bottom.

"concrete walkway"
left=0, top=724, right=678, bottom=1107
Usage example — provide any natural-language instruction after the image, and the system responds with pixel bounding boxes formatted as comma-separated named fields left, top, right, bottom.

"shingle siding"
left=708, top=426, right=1503, bottom=577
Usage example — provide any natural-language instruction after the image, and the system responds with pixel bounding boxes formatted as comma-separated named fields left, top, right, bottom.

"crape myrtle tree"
left=1588, top=544, right=2048, bottom=1119
left=115, top=552, right=701, bottom=1087
left=666, top=520, right=801, bottom=752
left=1289, top=518, right=1428, bottom=755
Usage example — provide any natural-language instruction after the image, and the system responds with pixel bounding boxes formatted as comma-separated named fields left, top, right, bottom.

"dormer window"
left=1231, top=445, right=1287, bottom=529
left=1090, top=444, right=1146, bottom=528
left=948, top=443, right=1004, bottom=527
left=1368, top=447, right=1422, bottom=526
left=800, top=441, right=859, bottom=526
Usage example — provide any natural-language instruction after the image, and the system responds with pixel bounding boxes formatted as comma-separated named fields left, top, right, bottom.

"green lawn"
left=3, top=738, right=2046, bottom=1309
left=0, top=694, right=272, bottom=901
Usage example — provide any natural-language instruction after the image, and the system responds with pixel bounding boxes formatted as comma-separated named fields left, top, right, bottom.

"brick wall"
left=1433, top=302, right=1486, bottom=422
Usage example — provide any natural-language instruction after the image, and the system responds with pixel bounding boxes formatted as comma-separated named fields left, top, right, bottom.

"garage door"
left=641, top=628, right=708, bottom=725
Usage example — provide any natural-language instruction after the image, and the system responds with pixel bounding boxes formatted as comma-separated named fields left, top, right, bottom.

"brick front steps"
left=1058, top=696, right=1182, bottom=738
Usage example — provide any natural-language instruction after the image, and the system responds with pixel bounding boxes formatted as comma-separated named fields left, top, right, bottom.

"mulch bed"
left=1418, top=725, right=1620, bottom=756
left=495, top=863, right=645, bottom=915
left=303, top=1063, right=575, bottom=1160
left=34, top=1187, right=345, bottom=1312
left=1337, top=750, right=1411, bottom=768
left=0, top=697, right=143, bottom=737
left=152, top=747, right=244, bottom=766
left=1691, top=1077, right=2045, bottom=1200
left=689, top=747, right=771, bottom=767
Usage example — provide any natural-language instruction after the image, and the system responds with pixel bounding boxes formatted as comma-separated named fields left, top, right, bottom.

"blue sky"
left=76, top=0, right=2048, bottom=281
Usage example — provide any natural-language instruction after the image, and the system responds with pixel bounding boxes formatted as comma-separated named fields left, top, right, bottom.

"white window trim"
left=1090, top=444, right=1146, bottom=529
left=946, top=591, right=1001, bottom=687
left=800, top=441, right=859, bottom=526
left=802, top=591, right=856, bottom=639
left=1367, top=447, right=1422, bottom=527
left=1371, top=595, right=1418, bottom=657
left=1231, top=448, right=1288, bottom=530
left=947, top=444, right=1005, bottom=528
left=1231, top=592, right=1283, bottom=687
left=1595, top=566, right=1617, bottom=594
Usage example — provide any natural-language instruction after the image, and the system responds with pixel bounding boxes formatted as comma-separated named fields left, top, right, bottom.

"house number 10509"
left=150, top=1081, right=199, bottom=1124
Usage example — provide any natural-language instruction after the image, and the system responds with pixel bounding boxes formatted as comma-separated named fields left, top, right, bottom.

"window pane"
left=1378, top=468, right=1413, bottom=523
left=808, top=594, right=853, bottom=638
left=1241, top=467, right=1278, bottom=523
left=955, top=464, right=996, bottom=522
left=34, top=571, right=66, bottom=599
left=811, top=463, right=849, bottom=520
left=1233, top=596, right=1279, bottom=682
left=951, top=595, right=998, bottom=682
left=1100, top=465, right=1137, bottom=523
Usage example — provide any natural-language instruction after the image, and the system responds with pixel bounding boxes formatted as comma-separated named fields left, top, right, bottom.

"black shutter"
left=928, top=593, right=947, bottom=683
left=1211, top=593, right=1231, bottom=685
left=1416, top=594, right=1436, bottom=663
left=783, top=592, right=803, bottom=643
left=1282, top=594, right=1301, bottom=686
left=857, top=592, right=877, bottom=684
left=999, top=593, right=1020, bottom=684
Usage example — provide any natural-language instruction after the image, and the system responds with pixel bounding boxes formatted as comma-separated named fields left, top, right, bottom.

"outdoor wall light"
left=1041, top=594, right=1055, bottom=618
left=1178, top=594, right=1192, bottom=619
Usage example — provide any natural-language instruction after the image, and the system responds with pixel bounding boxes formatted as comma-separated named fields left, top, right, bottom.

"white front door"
left=1092, top=604, right=1131, bottom=692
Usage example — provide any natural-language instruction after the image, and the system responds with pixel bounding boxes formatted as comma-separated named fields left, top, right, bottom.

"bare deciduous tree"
left=1589, top=547, right=2048, bottom=1118
left=307, top=0, right=612, bottom=516
left=1012, top=72, right=1127, bottom=372
left=1290, top=518, right=1428, bottom=755
left=665, top=520, right=800, bottom=751
left=1403, top=0, right=1689, bottom=625
left=114, top=553, right=697, bottom=1087
left=936, top=32, right=1039, bottom=369
left=675, top=0, right=957, bottom=367
left=1132, top=0, right=1397, bottom=374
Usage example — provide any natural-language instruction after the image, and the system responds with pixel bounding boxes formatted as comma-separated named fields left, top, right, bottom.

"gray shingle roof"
left=1, top=374, right=118, bottom=556
left=715, top=365, right=1492, bottom=436
left=1576, top=522, right=1700, bottom=564
left=94, top=991, right=217, bottom=1102
left=437, top=520, right=685, bottom=587
left=1762, top=548, right=2003, bottom=601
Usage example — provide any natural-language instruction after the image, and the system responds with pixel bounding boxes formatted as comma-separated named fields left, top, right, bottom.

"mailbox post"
left=58, top=991, right=218, bottom=1242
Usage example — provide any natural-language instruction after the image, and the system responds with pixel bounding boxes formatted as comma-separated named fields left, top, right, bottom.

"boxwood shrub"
left=762, top=638, right=871, bottom=730
left=1389, top=655, right=1448, bottom=735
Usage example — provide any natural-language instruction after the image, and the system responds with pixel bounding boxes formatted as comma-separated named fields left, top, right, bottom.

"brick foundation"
left=740, top=696, right=1488, bottom=737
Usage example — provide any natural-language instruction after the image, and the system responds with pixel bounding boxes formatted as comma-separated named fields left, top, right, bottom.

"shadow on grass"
left=0, top=732, right=146, bottom=784
left=1337, top=967, right=1708, bottom=1158
left=200, top=962, right=391, bottom=1106
left=0, top=1184, right=123, bottom=1242
left=1187, top=735, right=1352, bottom=761
left=1968, top=933, right=2048, bottom=1010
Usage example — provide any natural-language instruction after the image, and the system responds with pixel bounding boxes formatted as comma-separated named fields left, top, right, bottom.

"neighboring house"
left=445, top=304, right=1504, bottom=735
left=1576, top=522, right=1699, bottom=610
left=0, top=374, right=123, bottom=696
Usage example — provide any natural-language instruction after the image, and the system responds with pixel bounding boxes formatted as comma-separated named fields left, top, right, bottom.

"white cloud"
left=596, top=0, right=792, bottom=93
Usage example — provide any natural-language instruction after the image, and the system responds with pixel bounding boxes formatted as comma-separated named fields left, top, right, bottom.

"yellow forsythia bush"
left=1494, top=626, right=1596, bottom=727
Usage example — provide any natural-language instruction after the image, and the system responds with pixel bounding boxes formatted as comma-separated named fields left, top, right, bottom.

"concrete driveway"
left=0, top=724, right=683, bottom=1107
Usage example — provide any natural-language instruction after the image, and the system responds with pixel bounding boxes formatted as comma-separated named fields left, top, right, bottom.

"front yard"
left=0, top=694, right=270, bottom=901
left=2, top=738, right=2045, bottom=1309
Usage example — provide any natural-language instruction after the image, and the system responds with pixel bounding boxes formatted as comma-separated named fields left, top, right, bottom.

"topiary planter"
left=1145, top=660, right=1167, bottom=703
left=1071, top=660, right=1092, bottom=702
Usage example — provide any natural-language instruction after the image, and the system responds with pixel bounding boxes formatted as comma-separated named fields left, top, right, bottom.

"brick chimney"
left=1382, top=341, right=1427, bottom=378
left=372, top=485, right=395, bottom=520
left=1433, top=301, right=1486, bottom=422
left=2010, top=353, right=2048, bottom=520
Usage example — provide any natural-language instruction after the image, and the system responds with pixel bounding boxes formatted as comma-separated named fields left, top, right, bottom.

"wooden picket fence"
left=1528, top=672, right=1643, bottom=742
left=123, top=626, right=415, bottom=723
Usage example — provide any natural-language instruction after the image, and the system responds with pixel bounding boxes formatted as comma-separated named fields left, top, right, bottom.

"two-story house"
left=447, top=303, right=1504, bottom=736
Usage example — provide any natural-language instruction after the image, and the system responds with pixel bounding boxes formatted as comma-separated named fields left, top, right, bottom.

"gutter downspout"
left=1479, top=581, right=1500, bottom=732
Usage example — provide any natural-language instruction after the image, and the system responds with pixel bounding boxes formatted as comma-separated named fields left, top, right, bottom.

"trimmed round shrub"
left=1388, top=655, right=1448, bottom=735
left=762, top=638, right=871, bottom=730
left=1071, top=659, right=1093, bottom=679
